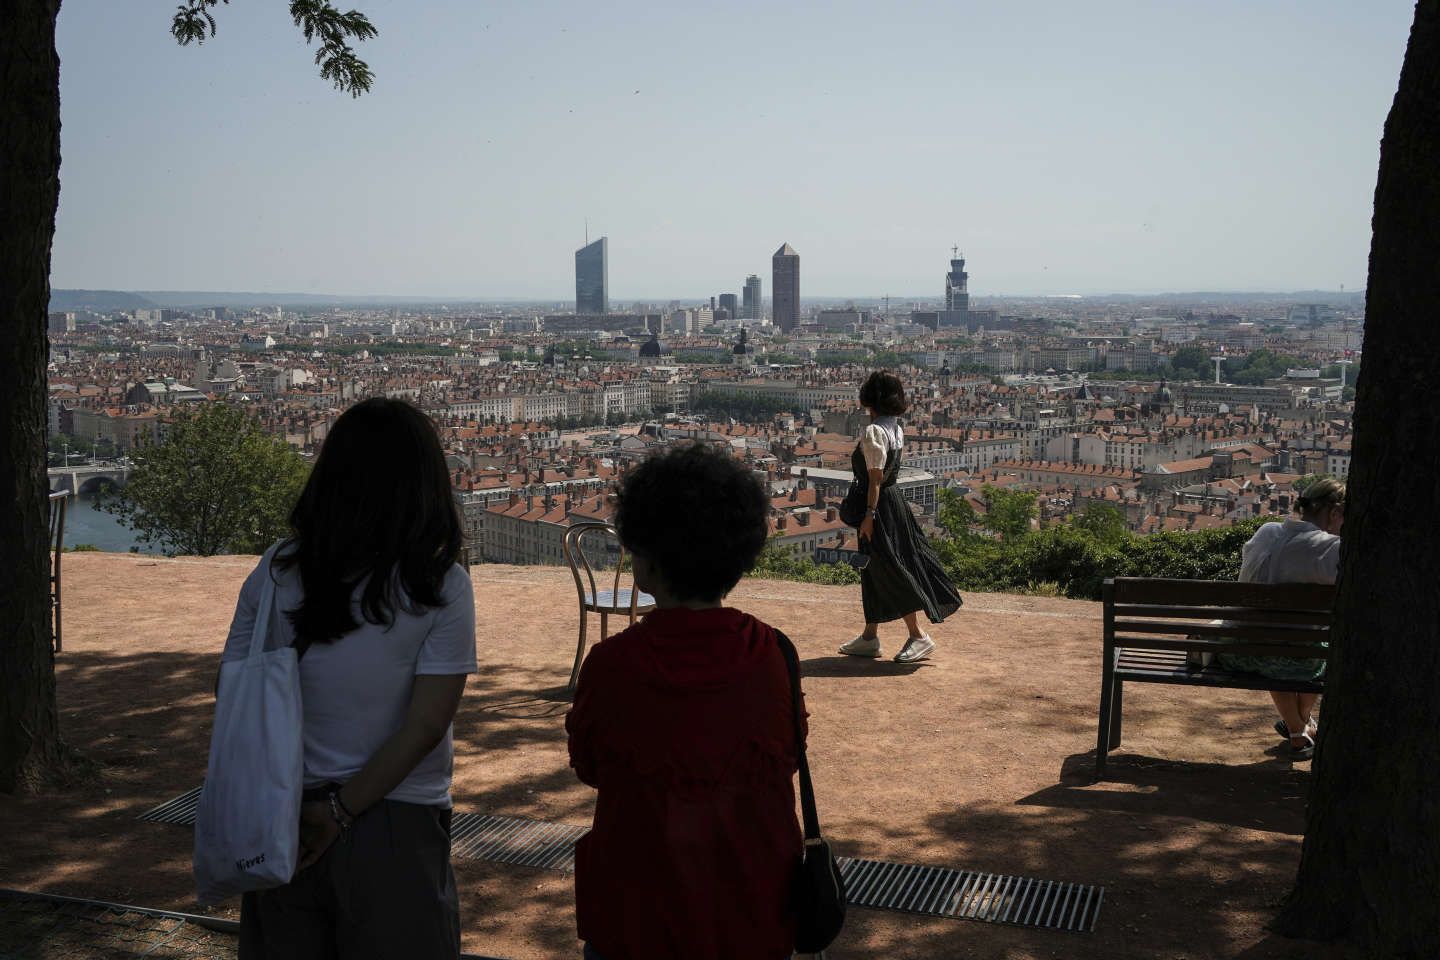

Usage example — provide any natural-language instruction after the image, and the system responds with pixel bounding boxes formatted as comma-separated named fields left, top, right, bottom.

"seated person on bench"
left=1217, top=477, right=1345, bottom=760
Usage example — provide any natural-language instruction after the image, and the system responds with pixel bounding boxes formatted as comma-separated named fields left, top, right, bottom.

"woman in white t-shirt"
left=222, top=397, right=477, bottom=959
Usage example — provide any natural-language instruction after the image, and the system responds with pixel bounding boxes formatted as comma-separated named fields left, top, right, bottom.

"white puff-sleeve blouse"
left=859, top=418, right=903, bottom=471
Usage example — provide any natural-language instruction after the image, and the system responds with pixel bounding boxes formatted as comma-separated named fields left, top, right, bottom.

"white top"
left=859, top=416, right=904, bottom=471
left=1239, top=518, right=1340, bottom=585
left=222, top=546, right=477, bottom=807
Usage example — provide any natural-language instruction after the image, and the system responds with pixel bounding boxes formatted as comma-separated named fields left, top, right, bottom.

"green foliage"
left=980, top=485, right=1037, bottom=541
left=674, top=351, right=724, bottom=365
left=1108, top=520, right=1269, bottom=582
left=1225, top=348, right=1306, bottom=385
left=935, top=487, right=979, bottom=539
left=749, top=538, right=861, bottom=585
left=868, top=351, right=911, bottom=369
left=930, top=514, right=1278, bottom=601
left=1072, top=502, right=1129, bottom=547
left=1168, top=344, right=1212, bottom=380
left=64, top=544, right=101, bottom=553
left=1163, top=345, right=1310, bottom=385
left=690, top=390, right=792, bottom=422
left=322, top=341, right=457, bottom=357
left=103, top=403, right=309, bottom=557
left=172, top=0, right=378, bottom=97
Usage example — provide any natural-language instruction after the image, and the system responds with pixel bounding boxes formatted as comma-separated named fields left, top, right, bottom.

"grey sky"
left=52, top=1, right=1414, bottom=300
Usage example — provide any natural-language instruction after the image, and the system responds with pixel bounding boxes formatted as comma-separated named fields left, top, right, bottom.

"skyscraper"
left=718, top=292, right=738, bottom=318
left=944, top=248, right=969, bottom=328
left=743, top=275, right=762, bottom=320
left=772, top=244, right=799, bottom=332
left=575, top=237, right=609, bottom=314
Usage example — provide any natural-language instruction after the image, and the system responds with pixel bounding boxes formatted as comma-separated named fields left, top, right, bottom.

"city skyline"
left=50, top=1, right=1413, bottom=297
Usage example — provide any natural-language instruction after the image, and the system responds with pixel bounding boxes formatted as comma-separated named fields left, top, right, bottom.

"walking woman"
left=221, top=397, right=476, bottom=959
left=839, top=371, right=963, bottom=662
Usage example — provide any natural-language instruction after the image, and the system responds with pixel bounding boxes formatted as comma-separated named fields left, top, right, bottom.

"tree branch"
left=170, top=0, right=376, bottom=97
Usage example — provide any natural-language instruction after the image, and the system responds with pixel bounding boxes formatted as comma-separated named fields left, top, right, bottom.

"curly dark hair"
left=614, top=443, right=769, bottom=602
left=859, top=370, right=908, bottom=416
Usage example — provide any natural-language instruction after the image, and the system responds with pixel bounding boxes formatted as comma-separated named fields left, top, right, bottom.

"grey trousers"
left=240, top=795, right=459, bottom=960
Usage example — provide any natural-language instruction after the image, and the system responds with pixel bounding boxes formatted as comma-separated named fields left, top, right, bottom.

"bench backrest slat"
left=1109, top=577, right=1333, bottom=611
left=1110, top=636, right=1331, bottom=659
left=1109, top=603, right=1332, bottom=626
left=1103, top=577, right=1334, bottom=663
left=1113, top=620, right=1328, bottom=642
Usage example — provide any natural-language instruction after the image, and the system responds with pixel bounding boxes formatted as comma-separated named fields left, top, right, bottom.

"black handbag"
left=838, top=482, right=867, bottom=528
left=775, top=630, right=847, bottom=954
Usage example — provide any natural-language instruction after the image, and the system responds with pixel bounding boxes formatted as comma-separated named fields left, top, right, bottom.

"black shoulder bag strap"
left=774, top=629, right=847, bottom=953
left=775, top=629, right=821, bottom=842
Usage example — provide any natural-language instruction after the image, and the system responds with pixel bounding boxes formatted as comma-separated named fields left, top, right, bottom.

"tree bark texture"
left=0, top=0, right=64, bottom=793
left=1278, top=2, right=1440, bottom=955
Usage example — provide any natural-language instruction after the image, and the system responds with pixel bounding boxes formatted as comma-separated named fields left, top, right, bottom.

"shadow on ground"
left=800, top=655, right=925, bottom=678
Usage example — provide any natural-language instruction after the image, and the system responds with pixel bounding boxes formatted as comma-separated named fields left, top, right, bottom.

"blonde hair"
left=1296, top=477, right=1346, bottom=516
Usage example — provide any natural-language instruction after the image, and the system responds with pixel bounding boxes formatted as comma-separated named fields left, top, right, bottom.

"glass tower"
left=743, top=275, right=762, bottom=320
left=772, top=244, right=799, bottom=332
left=575, top=238, right=609, bottom=315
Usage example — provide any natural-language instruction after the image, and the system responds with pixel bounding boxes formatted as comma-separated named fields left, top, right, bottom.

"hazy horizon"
left=52, top=1, right=1413, bottom=299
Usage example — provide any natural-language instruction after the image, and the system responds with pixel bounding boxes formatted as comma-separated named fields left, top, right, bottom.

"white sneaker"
left=894, top=635, right=935, bottom=663
left=838, top=635, right=881, bottom=658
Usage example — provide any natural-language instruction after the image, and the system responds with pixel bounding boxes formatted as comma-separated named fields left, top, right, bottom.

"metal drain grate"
left=140, top=788, right=586, bottom=872
left=448, top=814, right=588, bottom=871
left=139, top=787, right=203, bottom=826
left=838, top=857, right=1103, bottom=932
left=141, top=790, right=1102, bottom=931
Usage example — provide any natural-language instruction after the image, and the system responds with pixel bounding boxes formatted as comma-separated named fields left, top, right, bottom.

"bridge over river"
left=48, top=462, right=131, bottom=495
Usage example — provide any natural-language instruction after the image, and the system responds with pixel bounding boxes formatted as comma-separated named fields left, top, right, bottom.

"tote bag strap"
left=245, top=551, right=278, bottom=660
left=774, top=629, right=822, bottom=843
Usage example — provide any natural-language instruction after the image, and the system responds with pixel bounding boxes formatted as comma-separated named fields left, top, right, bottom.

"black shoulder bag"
left=775, top=630, right=847, bottom=953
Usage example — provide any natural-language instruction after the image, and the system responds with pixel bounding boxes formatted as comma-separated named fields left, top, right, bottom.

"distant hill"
left=50, top=289, right=472, bottom=311
left=131, top=290, right=462, bottom=308
left=49, top=289, right=159, bottom=312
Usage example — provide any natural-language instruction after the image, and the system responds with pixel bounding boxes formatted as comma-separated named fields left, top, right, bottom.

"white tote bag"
left=193, top=554, right=304, bottom=905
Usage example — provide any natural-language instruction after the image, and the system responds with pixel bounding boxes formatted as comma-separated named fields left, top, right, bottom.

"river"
left=57, top=491, right=158, bottom=554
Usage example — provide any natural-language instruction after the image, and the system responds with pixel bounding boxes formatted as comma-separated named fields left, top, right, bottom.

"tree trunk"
left=0, top=0, right=64, bottom=793
left=1276, top=2, right=1440, bottom=955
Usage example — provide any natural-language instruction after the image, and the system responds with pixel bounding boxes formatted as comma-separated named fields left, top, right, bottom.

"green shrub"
left=749, top=538, right=862, bottom=586
left=931, top=515, right=1279, bottom=601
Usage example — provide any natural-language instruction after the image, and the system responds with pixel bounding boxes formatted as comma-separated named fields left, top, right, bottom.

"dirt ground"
left=0, top=553, right=1346, bottom=959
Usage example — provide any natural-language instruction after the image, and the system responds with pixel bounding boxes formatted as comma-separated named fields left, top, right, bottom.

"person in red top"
left=567, top=443, right=805, bottom=960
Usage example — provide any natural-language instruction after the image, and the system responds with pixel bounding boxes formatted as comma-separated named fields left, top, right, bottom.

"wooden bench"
left=1096, top=576, right=1334, bottom=778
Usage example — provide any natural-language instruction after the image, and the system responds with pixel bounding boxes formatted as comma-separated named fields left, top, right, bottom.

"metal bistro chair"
left=48, top=491, right=68, bottom=654
left=562, top=521, right=655, bottom=692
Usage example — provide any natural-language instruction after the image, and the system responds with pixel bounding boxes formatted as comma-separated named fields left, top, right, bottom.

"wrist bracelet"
left=327, top=791, right=354, bottom=830
left=333, top=788, right=356, bottom=820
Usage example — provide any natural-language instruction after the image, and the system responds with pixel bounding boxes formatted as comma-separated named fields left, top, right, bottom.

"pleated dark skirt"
left=861, top=485, right=963, bottom=624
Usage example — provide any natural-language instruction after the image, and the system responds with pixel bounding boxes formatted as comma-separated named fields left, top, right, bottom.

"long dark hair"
left=276, top=397, right=463, bottom=646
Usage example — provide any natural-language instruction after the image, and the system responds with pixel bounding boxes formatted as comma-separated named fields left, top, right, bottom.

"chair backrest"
left=562, top=521, right=638, bottom=613
left=1103, top=576, right=1334, bottom=661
